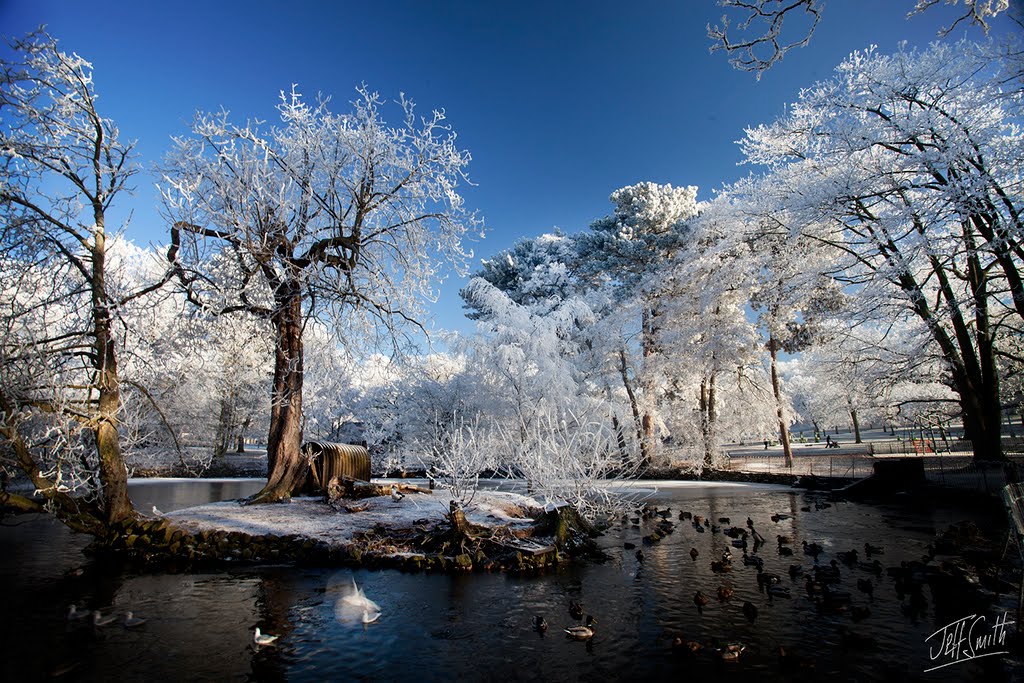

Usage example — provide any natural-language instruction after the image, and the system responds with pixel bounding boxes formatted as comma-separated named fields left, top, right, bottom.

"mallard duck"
left=254, top=627, right=278, bottom=645
left=856, top=578, right=874, bottom=596
left=689, top=547, right=699, bottom=561
left=693, top=515, right=705, bottom=526
left=672, top=636, right=703, bottom=654
left=858, top=559, right=883, bottom=575
left=681, top=511, right=692, bottom=520
left=693, top=591, right=710, bottom=611
left=742, top=554, right=763, bottom=568
left=778, top=546, right=794, bottom=557
left=711, top=560, right=732, bottom=573
left=718, top=517, right=730, bottom=524
left=123, top=611, right=146, bottom=628
left=564, top=615, right=596, bottom=640
left=720, top=549, right=733, bottom=562
left=802, top=541, right=823, bottom=558
left=533, top=615, right=548, bottom=633
left=837, top=549, right=859, bottom=566
left=716, top=585, right=734, bottom=601
left=777, top=534, right=793, bottom=545
left=568, top=600, right=584, bottom=620
left=694, top=524, right=706, bottom=533
left=864, top=542, right=884, bottom=556
left=756, top=570, right=781, bottom=591
left=717, top=642, right=746, bottom=661
left=770, top=513, right=790, bottom=523
left=788, top=564, right=804, bottom=579
left=742, top=601, right=758, bottom=622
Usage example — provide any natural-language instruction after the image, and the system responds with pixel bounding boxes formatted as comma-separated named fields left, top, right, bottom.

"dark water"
left=1, top=479, right=1019, bottom=681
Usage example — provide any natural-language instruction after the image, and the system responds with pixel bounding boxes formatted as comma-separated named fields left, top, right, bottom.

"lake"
left=0, top=478, right=1017, bottom=681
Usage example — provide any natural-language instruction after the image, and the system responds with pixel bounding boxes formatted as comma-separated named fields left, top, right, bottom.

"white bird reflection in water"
left=330, top=575, right=381, bottom=625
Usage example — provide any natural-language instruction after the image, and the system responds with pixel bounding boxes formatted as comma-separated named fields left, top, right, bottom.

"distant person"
left=825, top=435, right=832, bottom=447
left=764, top=439, right=769, bottom=450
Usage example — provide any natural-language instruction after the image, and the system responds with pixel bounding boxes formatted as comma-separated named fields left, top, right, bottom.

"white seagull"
left=390, top=484, right=405, bottom=502
left=254, top=627, right=279, bottom=646
left=92, top=610, right=117, bottom=627
left=123, top=611, right=146, bottom=628
left=151, top=505, right=163, bottom=516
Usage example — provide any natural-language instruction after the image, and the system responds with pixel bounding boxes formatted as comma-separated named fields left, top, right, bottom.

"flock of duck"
left=534, top=500, right=936, bottom=668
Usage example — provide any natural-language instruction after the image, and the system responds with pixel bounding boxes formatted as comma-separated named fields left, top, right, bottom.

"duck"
left=694, top=523, right=706, bottom=533
left=711, top=560, right=732, bottom=573
left=717, top=585, right=734, bottom=601
left=770, top=513, right=790, bottom=523
left=672, top=636, right=703, bottom=654
left=718, top=517, right=731, bottom=524
left=802, top=541, right=824, bottom=558
left=717, top=642, right=747, bottom=661
left=756, top=570, right=782, bottom=591
left=693, top=515, right=705, bottom=526
left=856, top=578, right=874, bottom=597
left=623, top=541, right=636, bottom=550
left=720, top=549, right=733, bottom=563
left=777, top=534, right=793, bottom=545
left=837, top=549, right=859, bottom=566
left=693, top=591, right=710, bottom=611
left=767, top=585, right=791, bottom=598
left=66, top=604, right=89, bottom=621
left=742, top=601, right=758, bottom=622
left=778, top=546, right=794, bottom=557
left=800, top=505, right=812, bottom=512
left=533, top=615, right=548, bottom=633
left=731, top=538, right=747, bottom=549
left=254, top=627, right=279, bottom=646
left=858, top=559, right=883, bottom=575
left=564, top=615, right=596, bottom=640
left=568, top=600, right=584, bottom=620
left=92, top=610, right=117, bottom=627
left=635, top=549, right=645, bottom=563
left=742, top=554, right=763, bottom=568
left=804, top=576, right=824, bottom=596
left=689, top=547, right=699, bottom=561
left=123, top=611, right=146, bottom=628
left=680, top=511, right=692, bottom=520
left=788, top=564, right=804, bottom=579
left=864, top=542, right=884, bottom=556
left=390, top=484, right=405, bottom=502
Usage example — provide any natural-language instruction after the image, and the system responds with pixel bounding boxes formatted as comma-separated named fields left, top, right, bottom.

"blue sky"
left=2, top=0, right=1021, bottom=335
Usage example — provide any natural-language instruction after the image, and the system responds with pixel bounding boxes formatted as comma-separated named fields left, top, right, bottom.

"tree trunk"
left=700, top=370, right=718, bottom=467
left=618, top=349, right=650, bottom=469
left=91, top=227, right=134, bottom=524
left=768, top=336, right=793, bottom=468
left=249, top=285, right=306, bottom=503
left=639, top=307, right=658, bottom=466
left=850, top=407, right=862, bottom=444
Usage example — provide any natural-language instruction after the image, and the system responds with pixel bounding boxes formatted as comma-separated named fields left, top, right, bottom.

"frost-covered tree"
left=739, top=40, right=1024, bottom=460
left=576, top=182, right=699, bottom=467
left=709, top=0, right=1012, bottom=77
left=0, top=32, right=163, bottom=528
left=162, top=86, right=479, bottom=502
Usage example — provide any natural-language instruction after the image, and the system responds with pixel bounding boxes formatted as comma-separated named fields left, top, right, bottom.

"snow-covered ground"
left=166, top=487, right=543, bottom=547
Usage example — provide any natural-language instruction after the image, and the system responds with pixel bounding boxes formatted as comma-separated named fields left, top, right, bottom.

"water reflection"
left=0, top=480, right=1016, bottom=681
